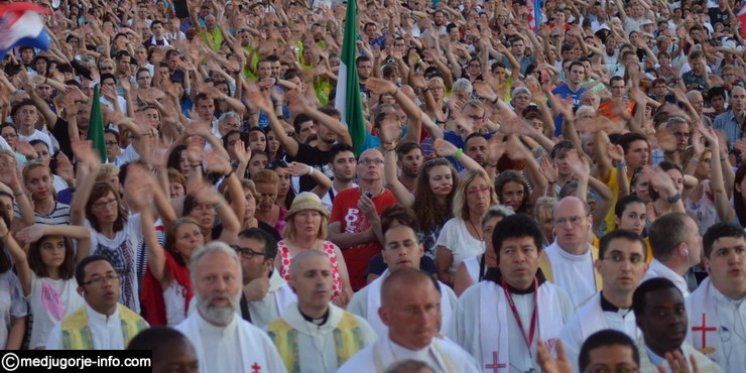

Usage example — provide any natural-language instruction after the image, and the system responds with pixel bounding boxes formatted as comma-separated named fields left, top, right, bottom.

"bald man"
left=339, top=268, right=479, bottom=373
left=329, top=149, right=397, bottom=290
left=266, top=250, right=376, bottom=372
left=544, top=196, right=602, bottom=307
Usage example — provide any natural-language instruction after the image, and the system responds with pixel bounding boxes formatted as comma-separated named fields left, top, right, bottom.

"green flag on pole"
left=88, top=85, right=107, bottom=163
left=334, top=0, right=366, bottom=156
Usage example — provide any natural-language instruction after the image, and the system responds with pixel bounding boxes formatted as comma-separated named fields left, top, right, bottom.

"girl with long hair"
left=6, top=223, right=90, bottom=349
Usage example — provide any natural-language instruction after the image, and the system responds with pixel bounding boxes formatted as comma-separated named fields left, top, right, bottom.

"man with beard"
left=175, top=242, right=285, bottom=373
left=47, top=256, right=148, bottom=349
left=236, top=228, right=296, bottom=329
left=633, top=278, right=719, bottom=372
left=395, top=142, right=423, bottom=193
left=267, top=250, right=376, bottom=372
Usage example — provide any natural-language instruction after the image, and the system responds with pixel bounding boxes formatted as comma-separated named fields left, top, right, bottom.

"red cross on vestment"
left=251, top=362, right=261, bottom=373
left=692, top=313, right=717, bottom=348
left=485, top=351, right=507, bottom=372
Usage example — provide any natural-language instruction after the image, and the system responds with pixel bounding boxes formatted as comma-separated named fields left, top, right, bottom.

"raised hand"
left=365, top=78, right=397, bottom=96
left=537, top=340, right=572, bottom=373
left=658, top=350, right=699, bottom=373
left=655, top=127, right=678, bottom=152
left=607, top=143, right=625, bottom=163
left=540, top=157, right=559, bottom=184
left=287, top=161, right=314, bottom=177
left=433, top=138, right=459, bottom=158
left=15, top=224, right=49, bottom=244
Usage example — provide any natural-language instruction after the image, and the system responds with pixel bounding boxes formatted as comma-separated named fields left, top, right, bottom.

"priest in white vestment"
left=175, top=242, right=285, bottom=373
left=339, top=268, right=479, bottom=373
left=644, top=212, right=703, bottom=297
left=46, top=256, right=148, bottom=349
left=235, top=228, right=296, bottom=329
left=266, top=250, right=376, bottom=372
left=560, top=230, right=649, bottom=370
left=348, top=224, right=457, bottom=337
left=544, top=197, right=602, bottom=307
left=687, top=223, right=746, bottom=372
left=449, top=214, right=574, bottom=372
left=633, top=277, right=720, bottom=373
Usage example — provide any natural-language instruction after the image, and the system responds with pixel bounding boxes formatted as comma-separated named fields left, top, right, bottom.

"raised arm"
left=699, top=125, right=735, bottom=223
left=69, top=140, right=101, bottom=226
left=2, top=220, right=31, bottom=296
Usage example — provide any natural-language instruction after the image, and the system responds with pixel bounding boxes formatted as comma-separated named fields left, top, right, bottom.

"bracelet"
left=614, top=160, right=627, bottom=169
left=306, top=166, right=314, bottom=176
left=454, top=148, right=463, bottom=159
left=666, top=193, right=682, bottom=204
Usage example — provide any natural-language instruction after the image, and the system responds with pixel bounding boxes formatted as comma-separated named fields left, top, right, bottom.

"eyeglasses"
left=467, top=185, right=490, bottom=196
left=359, top=158, right=384, bottom=165
left=83, top=273, right=120, bottom=286
left=603, top=252, right=645, bottom=264
left=554, top=215, right=586, bottom=226
left=231, top=245, right=266, bottom=259
left=93, top=198, right=118, bottom=209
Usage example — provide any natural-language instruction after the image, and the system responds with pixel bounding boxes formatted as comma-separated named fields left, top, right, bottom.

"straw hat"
left=286, top=192, right=329, bottom=218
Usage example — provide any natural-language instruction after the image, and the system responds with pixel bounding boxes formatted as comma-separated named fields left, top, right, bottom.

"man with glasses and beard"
left=235, top=228, right=296, bottom=329
left=176, top=242, right=285, bottom=373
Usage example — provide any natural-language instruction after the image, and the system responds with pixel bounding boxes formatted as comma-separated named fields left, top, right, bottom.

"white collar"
left=85, top=304, right=120, bottom=325
left=649, top=259, right=687, bottom=289
left=197, top=311, right=238, bottom=337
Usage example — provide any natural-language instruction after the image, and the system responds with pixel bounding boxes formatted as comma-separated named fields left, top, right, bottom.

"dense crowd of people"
left=1, top=0, right=745, bottom=371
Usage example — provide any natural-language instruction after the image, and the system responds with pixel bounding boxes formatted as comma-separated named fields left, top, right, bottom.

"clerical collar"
left=299, top=307, right=330, bottom=326
left=599, top=292, right=632, bottom=313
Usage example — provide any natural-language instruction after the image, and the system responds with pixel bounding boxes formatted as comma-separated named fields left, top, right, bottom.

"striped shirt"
left=14, top=201, right=71, bottom=226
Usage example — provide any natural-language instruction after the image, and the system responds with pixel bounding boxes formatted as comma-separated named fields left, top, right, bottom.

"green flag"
left=334, top=0, right=366, bottom=156
left=88, top=85, right=107, bottom=163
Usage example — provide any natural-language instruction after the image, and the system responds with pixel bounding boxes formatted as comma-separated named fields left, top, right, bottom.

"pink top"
left=277, top=240, right=342, bottom=299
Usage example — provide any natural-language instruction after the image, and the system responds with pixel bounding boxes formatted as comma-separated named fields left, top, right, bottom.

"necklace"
left=468, top=218, right=483, bottom=241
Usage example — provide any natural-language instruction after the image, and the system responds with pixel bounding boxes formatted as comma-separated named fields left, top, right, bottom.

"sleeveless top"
left=277, top=240, right=342, bottom=298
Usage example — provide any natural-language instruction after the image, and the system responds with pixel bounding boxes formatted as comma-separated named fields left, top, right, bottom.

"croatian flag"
left=0, top=2, right=51, bottom=59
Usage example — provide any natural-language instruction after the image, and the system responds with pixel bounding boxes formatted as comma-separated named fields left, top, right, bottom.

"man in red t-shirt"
left=329, top=149, right=396, bottom=290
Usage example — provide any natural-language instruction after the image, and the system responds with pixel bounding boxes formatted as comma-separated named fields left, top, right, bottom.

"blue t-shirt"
left=551, top=82, right=587, bottom=136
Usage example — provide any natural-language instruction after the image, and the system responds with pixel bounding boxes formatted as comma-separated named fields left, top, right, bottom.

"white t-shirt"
left=87, top=213, right=143, bottom=313
left=19, top=129, right=55, bottom=154
left=436, top=217, right=485, bottom=273
left=27, top=273, right=84, bottom=349
left=163, top=281, right=188, bottom=326
left=0, top=271, right=28, bottom=348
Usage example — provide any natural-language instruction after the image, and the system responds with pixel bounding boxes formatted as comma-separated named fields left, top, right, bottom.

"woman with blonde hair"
left=434, top=169, right=498, bottom=286
left=276, top=192, right=353, bottom=307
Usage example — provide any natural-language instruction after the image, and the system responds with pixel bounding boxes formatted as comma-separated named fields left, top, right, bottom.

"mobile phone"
left=365, top=192, right=373, bottom=199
